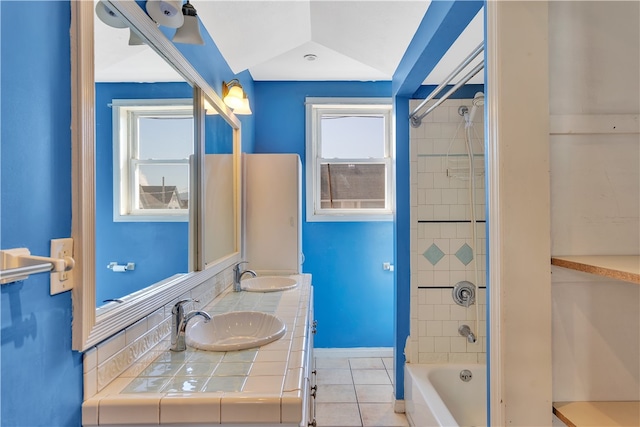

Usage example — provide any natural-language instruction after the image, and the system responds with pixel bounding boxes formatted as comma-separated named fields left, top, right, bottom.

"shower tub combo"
left=404, top=363, right=487, bottom=427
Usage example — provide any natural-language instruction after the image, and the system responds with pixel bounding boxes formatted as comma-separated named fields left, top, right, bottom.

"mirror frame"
left=71, top=0, right=242, bottom=351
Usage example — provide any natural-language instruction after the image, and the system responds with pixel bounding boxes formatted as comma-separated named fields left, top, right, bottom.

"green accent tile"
left=213, top=362, right=251, bottom=376
left=222, top=350, right=257, bottom=363
left=423, top=243, right=445, bottom=265
left=177, top=363, right=217, bottom=377
left=122, top=377, right=170, bottom=393
left=187, top=351, right=225, bottom=363
left=138, top=362, right=183, bottom=377
left=153, top=351, right=189, bottom=364
left=161, top=377, right=208, bottom=393
left=203, top=376, right=246, bottom=392
left=455, top=243, right=474, bottom=266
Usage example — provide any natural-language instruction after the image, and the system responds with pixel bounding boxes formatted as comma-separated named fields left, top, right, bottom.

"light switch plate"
left=50, top=238, right=74, bottom=295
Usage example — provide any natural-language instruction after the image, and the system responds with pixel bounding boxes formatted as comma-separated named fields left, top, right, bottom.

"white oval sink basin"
left=241, top=276, right=298, bottom=292
left=185, top=311, right=286, bottom=352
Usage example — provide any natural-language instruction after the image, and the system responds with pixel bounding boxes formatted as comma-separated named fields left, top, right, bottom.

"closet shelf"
left=553, top=401, right=640, bottom=427
left=551, top=255, right=640, bottom=284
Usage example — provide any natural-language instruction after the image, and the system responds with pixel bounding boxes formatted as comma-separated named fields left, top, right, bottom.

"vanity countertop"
left=82, top=274, right=313, bottom=426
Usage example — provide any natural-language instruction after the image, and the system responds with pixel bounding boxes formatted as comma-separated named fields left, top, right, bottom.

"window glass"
left=135, top=163, right=189, bottom=210
left=320, top=163, right=386, bottom=209
left=320, top=115, right=385, bottom=158
left=305, top=98, right=393, bottom=222
left=112, top=100, right=193, bottom=221
left=138, top=116, right=193, bottom=160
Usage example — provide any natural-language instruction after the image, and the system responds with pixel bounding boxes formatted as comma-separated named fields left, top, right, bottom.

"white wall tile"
left=411, top=98, right=486, bottom=364
left=434, top=337, right=451, bottom=353
left=97, top=331, right=126, bottom=365
left=125, top=318, right=148, bottom=346
left=426, top=320, right=442, bottom=337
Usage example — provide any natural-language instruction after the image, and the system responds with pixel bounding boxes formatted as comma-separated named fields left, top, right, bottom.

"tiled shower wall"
left=408, top=98, right=487, bottom=364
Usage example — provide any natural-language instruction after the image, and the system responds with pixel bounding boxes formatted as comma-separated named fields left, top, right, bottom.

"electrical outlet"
left=50, top=238, right=74, bottom=295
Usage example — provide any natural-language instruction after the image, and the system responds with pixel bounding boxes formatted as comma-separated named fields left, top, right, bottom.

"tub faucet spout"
left=458, top=324, right=477, bottom=344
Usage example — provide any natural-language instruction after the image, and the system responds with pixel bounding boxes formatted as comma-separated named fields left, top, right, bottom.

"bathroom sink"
left=185, top=311, right=286, bottom=351
left=241, top=276, right=298, bottom=292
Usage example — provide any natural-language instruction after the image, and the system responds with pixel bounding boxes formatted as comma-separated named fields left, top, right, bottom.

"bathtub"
left=405, top=364, right=487, bottom=427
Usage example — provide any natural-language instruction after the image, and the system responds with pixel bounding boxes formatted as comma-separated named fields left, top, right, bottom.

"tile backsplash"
left=409, top=98, right=487, bottom=364
left=83, top=267, right=233, bottom=400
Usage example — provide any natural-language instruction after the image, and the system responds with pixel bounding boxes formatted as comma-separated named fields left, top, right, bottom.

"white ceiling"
left=95, top=1, right=484, bottom=85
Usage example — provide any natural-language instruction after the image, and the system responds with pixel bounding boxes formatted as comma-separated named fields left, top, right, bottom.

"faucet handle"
left=233, top=261, right=248, bottom=271
left=172, top=298, right=199, bottom=314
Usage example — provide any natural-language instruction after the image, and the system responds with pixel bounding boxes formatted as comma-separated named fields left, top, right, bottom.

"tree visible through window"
left=306, top=98, right=393, bottom=222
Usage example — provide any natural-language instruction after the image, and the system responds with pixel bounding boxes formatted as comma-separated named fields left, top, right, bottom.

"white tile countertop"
left=82, top=274, right=313, bottom=426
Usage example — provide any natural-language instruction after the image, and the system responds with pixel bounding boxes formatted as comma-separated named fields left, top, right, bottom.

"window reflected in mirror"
left=94, top=10, right=195, bottom=308
left=112, top=99, right=193, bottom=221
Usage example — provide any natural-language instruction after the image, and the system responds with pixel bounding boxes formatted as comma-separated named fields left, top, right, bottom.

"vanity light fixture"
left=96, top=1, right=145, bottom=46
left=146, top=0, right=184, bottom=28
left=95, top=0, right=127, bottom=28
left=128, top=29, right=145, bottom=46
left=232, top=97, right=252, bottom=115
left=222, top=80, right=252, bottom=115
left=173, top=1, right=204, bottom=45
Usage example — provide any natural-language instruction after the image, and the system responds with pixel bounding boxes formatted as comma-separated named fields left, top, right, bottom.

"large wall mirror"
left=203, top=93, right=238, bottom=267
left=71, top=0, right=241, bottom=351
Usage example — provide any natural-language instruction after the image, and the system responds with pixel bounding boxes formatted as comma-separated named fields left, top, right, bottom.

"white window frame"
left=112, top=99, right=193, bottom=222
left=305, top=97, right=394, bottom=222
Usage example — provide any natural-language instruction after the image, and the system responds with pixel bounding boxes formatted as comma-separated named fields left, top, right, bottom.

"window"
left=112, top=99, right=193, bottom=222
left=306, top=98, right=394, bottom=222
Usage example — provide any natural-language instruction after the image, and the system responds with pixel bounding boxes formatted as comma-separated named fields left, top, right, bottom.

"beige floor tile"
left=349, top=357, right=385, bottom=370
left=316, top=384, right=357, bottom=403
left=352, top=369, right=391, bottom=385
left=360, top=403, right=409, bottom=427
left=315, top=357, right=350, bottom=369
left=315, top=403, right=362, bottom=427
left=316, top=368, right=353, bottom=385
left=355, top=384, right=394, bottom=403
left=382, top=357, right=394, bottom=371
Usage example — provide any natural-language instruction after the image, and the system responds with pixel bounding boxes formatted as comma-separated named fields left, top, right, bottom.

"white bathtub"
left=405, top=364, right=487, bottom=427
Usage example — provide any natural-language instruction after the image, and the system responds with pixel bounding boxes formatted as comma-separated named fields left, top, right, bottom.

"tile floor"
left=313, top=355, right=409, bottom=427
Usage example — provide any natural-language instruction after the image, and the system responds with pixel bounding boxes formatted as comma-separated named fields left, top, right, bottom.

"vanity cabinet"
left=306, top=293, right=316, bottom=427
left=548, top=3, right=639, bottom=426
left=82, top=274, right=315, bottom=426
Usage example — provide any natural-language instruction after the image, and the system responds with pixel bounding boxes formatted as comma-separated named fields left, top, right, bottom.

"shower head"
left=472, top=92, right=485, bottom=107
left=467, top=92, right=485, bottom=125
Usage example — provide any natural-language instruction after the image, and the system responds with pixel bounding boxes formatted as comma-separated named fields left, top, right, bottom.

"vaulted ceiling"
left=197, top=1, right=483, bottom=84
left=95, top=1, right=484, bottom=85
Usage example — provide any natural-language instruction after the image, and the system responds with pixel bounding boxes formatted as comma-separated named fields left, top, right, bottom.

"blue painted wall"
left=95, top=82, right=192, bottom=305
left=1, top=2, right=82, bottom=425
left=0, top=1, right=253, bottom=425
left=253, top=81, right=395, bottom=348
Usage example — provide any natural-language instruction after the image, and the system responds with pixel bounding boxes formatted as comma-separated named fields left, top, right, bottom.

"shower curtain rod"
left=409, top=42, right=484, bottom=128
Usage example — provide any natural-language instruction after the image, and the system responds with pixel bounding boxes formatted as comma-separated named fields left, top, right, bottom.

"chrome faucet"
left=233, top=261, right=257, bottom=292
left=458, top=324, right=477, bottom=344
left=170, top=299, right=211, bottom=352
